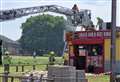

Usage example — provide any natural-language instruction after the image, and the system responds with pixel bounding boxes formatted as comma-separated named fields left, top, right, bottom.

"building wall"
left=3, top=42, right=21, bottom=55
left=104, top=36, right=120, bottom=73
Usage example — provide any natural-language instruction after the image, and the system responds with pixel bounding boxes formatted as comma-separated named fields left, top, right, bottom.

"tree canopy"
left=19, top=14, right=67, bottom=56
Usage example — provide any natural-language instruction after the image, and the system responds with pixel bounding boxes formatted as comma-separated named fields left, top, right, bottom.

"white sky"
left=0, top=0, right=120, bottom=40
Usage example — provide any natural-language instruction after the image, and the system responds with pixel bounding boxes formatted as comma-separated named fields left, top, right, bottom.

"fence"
left=0, top=64, right=50, bottom=82
left=2, top=64, right=49, bottom=73
left=2, top=63, right=63, bottom=73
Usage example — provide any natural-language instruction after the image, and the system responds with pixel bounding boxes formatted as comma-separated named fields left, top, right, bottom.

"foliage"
left=19, top=14, right=67, bottom=56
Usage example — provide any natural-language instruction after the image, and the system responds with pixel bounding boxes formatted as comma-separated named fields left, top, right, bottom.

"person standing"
left=3, top=51, right=11, bottom=73
left=48, top=51, right=55, bottom=65
left=33, top=51, right=36, bottom=59
left=63, top=51, right=69, bottom=65
left=96, top=17, right=106, bottom=30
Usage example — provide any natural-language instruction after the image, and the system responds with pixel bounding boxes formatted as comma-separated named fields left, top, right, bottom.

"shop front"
left=66, top=30, right=120, bottom=73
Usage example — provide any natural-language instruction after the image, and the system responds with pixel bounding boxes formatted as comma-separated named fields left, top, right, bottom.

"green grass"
left=87, top=75, right=110, bottom=82
left=1, top=56, right=63, bottom=73
left=8, top=56, right=63, bottom=65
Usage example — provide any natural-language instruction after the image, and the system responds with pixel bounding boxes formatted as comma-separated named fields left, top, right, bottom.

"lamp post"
left=110, top=0, right=117, bottom=82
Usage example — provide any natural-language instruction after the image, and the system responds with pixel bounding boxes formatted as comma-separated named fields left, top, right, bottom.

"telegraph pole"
left=110, top=0, right=117, bottom=82
left=0, top=40, right=2, bottom=65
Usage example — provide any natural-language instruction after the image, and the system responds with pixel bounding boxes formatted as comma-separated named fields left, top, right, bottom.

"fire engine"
left=1, top=4, right=120, bottom=74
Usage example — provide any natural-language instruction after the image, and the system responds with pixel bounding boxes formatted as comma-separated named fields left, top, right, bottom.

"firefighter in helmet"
left=48, top=51, right=56, bottom=65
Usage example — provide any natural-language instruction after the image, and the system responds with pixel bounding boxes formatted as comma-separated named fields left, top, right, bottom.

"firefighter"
left=63, top=50, right=69, bottom=65
left=48, top=51, right=55, bottom=65
left=96, top=17, right=105, bottom=30
left=33, top=51, right=36, bottom=59
left=72, top=4, right=79, bottom=12
left=3, top=51, right=12, bottom=73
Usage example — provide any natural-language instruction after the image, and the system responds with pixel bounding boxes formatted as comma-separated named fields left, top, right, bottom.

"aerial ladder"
left=0, top=4, right=94, bottom=57
left=0, top=4, right=94, bottom=30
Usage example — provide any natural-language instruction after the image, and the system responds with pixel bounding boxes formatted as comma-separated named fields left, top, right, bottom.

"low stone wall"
left=21, top=71, right=47, bottom=82
left=48, top=65, right=87, bottom=82
left=21, top=65, right=88, bottom=82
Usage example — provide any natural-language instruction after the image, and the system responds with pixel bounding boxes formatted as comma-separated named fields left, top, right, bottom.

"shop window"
left=88, top=44, right=103, bottom=56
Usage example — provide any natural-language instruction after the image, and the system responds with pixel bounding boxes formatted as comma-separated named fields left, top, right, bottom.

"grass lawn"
left=0, top=56, right=110, bottom=82
left=0, top=56, right=63, bottom=73
left=9, top=56, right=63, bottom=65
left=87, top=75, right=110, bottom=82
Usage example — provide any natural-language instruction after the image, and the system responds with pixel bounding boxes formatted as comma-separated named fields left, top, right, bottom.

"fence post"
left=29, top=74, right=34, bottom=82
left=22, top=65, right=24, bottom=72
left=46, top=64, right=48, bottom=70
left=11, top=77, right=14, bottom=82
left=33, top=65, right=36, bottom=70
left=3, top=64, right=9, bottom=82
left=3, top=71, right=8, bottom=82
left=4, top=64, right=10, bottom=73
left=16, top=66, right=18, bottom=72
left=39, top=74, right=43, bottom=82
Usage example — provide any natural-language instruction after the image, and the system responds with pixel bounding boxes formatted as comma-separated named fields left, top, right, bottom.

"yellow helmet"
left=5, top=51, right=10, bottom=55
left=50, top=51, right=55, bottom=54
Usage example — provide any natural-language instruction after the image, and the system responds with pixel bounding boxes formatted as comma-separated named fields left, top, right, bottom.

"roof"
left=0, top=35, right=20, bottom=45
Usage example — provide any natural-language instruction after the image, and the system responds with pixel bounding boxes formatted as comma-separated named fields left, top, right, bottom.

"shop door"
left=76, top=56, right=86, bottom=70
left=74, top=45, right=87, bottom=70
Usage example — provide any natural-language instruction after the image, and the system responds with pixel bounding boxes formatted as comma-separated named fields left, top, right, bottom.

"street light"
left=110, top=0, right=117, bottom=82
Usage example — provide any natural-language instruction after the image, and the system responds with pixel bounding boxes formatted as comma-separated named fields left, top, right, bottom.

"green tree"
left=19, top=14, right=67, bottom=56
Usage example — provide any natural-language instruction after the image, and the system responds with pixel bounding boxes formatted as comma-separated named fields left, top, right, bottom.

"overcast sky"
left=0, top=0, right=120, bottom=40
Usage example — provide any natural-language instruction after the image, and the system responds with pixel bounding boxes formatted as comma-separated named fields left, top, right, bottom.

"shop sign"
left=75, top=31, right=111, bottom=38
